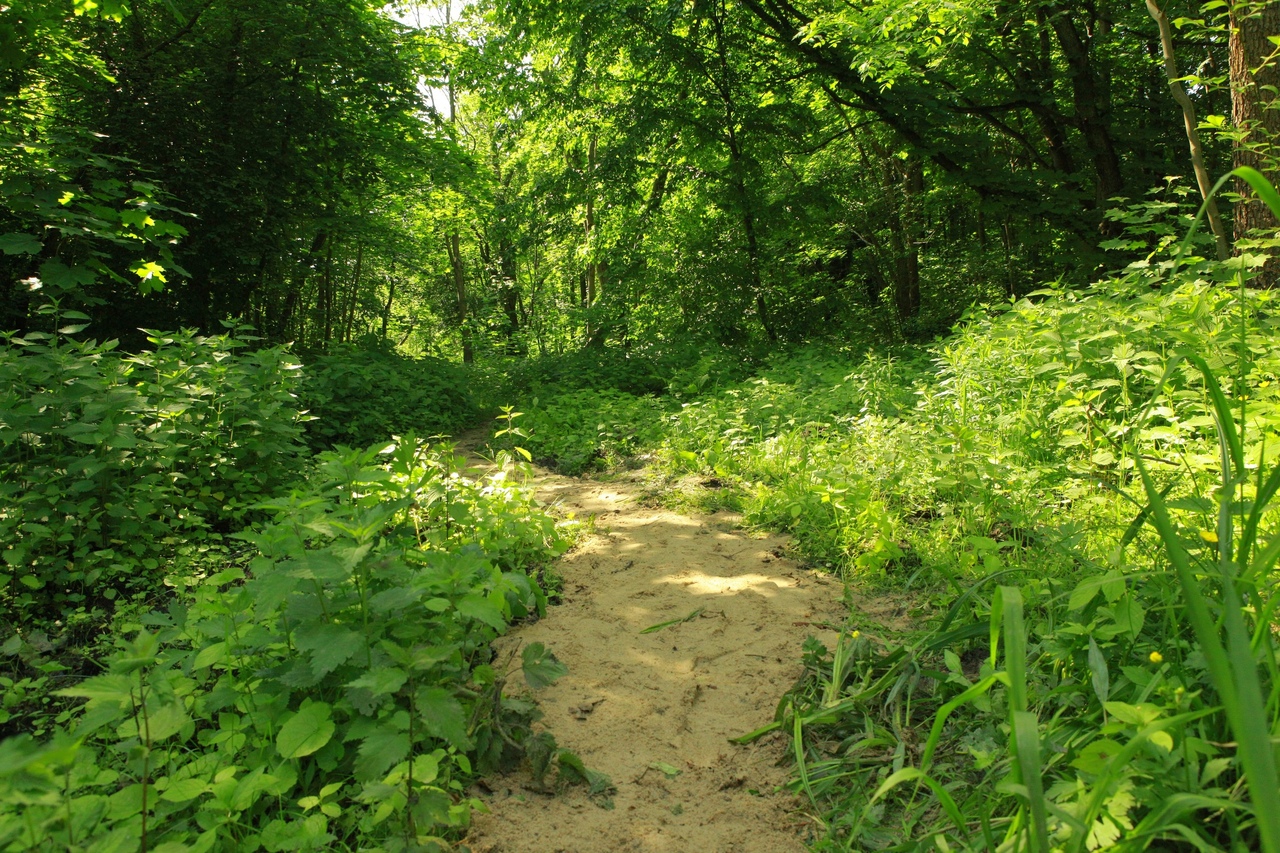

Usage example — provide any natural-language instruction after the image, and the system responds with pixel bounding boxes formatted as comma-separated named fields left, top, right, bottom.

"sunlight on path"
left=465, top=464, right=851, bottom=853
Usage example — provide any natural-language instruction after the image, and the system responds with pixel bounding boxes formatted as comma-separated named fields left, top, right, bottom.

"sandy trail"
left=464, top=462, right=852, bottom=853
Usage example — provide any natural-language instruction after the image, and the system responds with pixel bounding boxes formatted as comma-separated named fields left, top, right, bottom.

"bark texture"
left=1230, top=0, right=1280, bottom=285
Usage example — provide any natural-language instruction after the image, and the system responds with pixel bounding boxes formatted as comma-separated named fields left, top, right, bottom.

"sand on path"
left=465, top=464, right=850, bottom=853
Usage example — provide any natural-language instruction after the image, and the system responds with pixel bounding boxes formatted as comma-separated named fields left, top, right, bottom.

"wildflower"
left=1200, top=530, right=1218, bottom=544
left=1149, top=651, right=1164, bottom=664
left=850, top=630, right=861, bottom=640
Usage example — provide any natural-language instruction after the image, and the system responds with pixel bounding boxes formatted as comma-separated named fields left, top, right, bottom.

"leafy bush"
left=488, top=340, right=763, bottom=408
left=649, top=223, right=1280, bottom=848
left=0, top=309, right=308, bottom=624
left=505, top=390, right=670, bottom=475
left=495, top=347, right=669, bottom=401
left=0, top=439, right=589, bottom=851
left=299, top=343, right=479, bottom=450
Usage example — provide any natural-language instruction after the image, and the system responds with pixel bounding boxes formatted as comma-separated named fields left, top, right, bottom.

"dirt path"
left=464, top=464, right=851, bottom=853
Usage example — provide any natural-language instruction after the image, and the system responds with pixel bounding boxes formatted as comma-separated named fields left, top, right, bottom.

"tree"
left=1229, top=0, right=1280, bottom=284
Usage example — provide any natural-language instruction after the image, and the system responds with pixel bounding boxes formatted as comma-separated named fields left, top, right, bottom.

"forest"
left=2, top=0, right=1280, bottom=850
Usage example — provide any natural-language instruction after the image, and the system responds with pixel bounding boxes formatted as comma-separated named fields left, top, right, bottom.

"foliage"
left=0, top=127, right=193, bottom=332
left=0, top=438, right=586, bottom=851
left=493, top=347, right=671, bottom=401
left=0, top=309, right=308, bottom=626
left=4, top=0, right=1280, bottom=849
left=508, top=389, right=669, bottom=475
left=298, top=342, right=479, bottom=450
left=638, top=203, right=1280, bottom=848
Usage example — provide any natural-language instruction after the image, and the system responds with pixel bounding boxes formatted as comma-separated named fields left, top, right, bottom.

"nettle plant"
left=0, top=307, right=308, bottom=624
left=732, top=171, right=1280, bottom=852
left=0, top=439, right=590, bottom=852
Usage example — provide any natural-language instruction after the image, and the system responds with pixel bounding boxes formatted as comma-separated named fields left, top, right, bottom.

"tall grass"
left=652, top=170, right=1280, bottom=851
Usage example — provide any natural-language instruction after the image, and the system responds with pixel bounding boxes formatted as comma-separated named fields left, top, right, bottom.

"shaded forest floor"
left=457, top=449, right=903, bottom=852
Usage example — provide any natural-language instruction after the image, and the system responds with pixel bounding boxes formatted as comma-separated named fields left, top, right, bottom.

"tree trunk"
left=1230, top=0, right=1280, bottom=284
left=1146, top=0, right=1231, bottom=260
left=585, top=135, right=598, bottom=310
left=448, top=231, right=473, bottom=363
left=342, top=240, right=363, bottom=343
left=499, top=237, right=521, bottom=349
left=381, top=254, right=396, bottom=339
left=321, top=240, right=335, bottom=345
left=710, top=1, right=776, bottom=341
left=273, top=229, right=326, bottom=340
left=896, top=154, right=923, bottom=319
left=1047, top=6, right=1124, bottom=205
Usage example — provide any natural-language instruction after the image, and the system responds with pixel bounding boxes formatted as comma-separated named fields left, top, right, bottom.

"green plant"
left=0, top=308, right=308, bottom=625
left=508, top=389, right=669, bottom=475
left=298, top=342, right=479, bottom=450
left=0, top=436, right=590, bottom=851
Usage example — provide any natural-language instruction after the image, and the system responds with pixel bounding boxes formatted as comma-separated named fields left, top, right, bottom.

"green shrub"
left=510, top=389, right=669, bottom=474
left=0, top=438, right=590, bottom=851
left=0, top=309, right=308, bottom=624
left=653, top=212, right=1280, bottom=849
left=496, top=347, right=668, bottom=401
left=299, top=342, right=478, bottom=449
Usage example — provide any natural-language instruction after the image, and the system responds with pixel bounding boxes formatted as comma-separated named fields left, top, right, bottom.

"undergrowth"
left=487, top=174, right=1280, bottom=851
left=0, top=314, right=605, bottom=852
left=299, top=341, right=479, bottom=450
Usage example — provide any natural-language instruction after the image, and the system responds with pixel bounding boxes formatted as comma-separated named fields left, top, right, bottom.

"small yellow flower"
left=1200, top=530, right=1219, bottom=544
left=1149, top=651, right=1164, bottom=664
left=850, top=630, right=861, bottom=640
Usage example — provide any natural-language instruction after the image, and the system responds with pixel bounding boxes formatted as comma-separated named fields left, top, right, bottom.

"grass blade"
left=1013, top=710, right=1050, bottom=853
left=639, top=608, right=703, bottom=634
left=1137, top=455, right=1280, bottom=852
left=869, top=767, right=969, bottom=841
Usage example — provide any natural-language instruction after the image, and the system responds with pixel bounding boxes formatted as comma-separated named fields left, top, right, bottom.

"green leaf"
left=57, top=674, right=135, bottom=705
left=355, top=730, right=411, bottom=782
left=1103, top=701, right=1163, bottom=727
left=521, top=642, right=568, bottom=690
left=276, top=702, right=334, bottom=759
left=1087, top=637, right=1110, bottom=707
left=416, top=687, right=471, bottom=750
left=1070, top=739, right=1126, bottom=774
left=870, top=767, right=968, bottom=839
left=1113, top=595, right=1146, bottom=637
left=458, top=593, right=506, bottom=630
left=1069, top=573, right=1116, bottom=611
left=1012, top=710, right=1050, bottom=853
left=346, top=666, right=408, bottom=697
left=161, top=777, right=209, bottom=803
left=294, top=623, right=363, bottom=677
left=557, top=750, right=613, bottom=796
left=145, top=701, right=190, bottom=741
left=649, top=761, right=681, bottom=778
left=193, top=641, right=229, bottom=670
left=0, top=233, right=42, bottom=255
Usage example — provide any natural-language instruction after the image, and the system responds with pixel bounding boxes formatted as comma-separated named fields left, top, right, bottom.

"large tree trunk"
left=1047, top=6, right=1124, bottom=206
left=1230, top=0, right=1280, bottom=285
